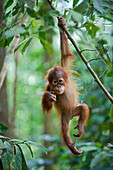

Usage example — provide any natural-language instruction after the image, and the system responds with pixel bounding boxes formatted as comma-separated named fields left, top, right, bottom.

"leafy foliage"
left=0, top=135, right=48, bottom=169
left=1, top=0, right=113, bottom=169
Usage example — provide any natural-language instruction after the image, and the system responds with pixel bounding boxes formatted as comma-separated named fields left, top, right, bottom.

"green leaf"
left=10, top=145, right=22, bottom=170
left=107, top=70, right=113, bottom=77
left=1, top=142, right=13, bottom=170
left=73, top=0, right=79, bottom=7
left=0, top=123, right=8, bottom=133
left=83, top=21, right=99, bottom=37
left=91, top=24, right=99, bottom=37
left=64, top=0, right=69, bottom=3
left=39, top=26, right=54, bottom=33
left=14, top=38, right=29, bottom=53
left=16, top=144, right=27, bottom=170
left=0, top=135, right=10, bottom=140
left=70, top=10, right=83, bottom=23
left=25, top=143, right=34, bottom=158
left=5, top=26, right=26, bottom=38
left=99, top=15, right=113, bottom=22
left=48, top=10, right=60, bottom=17
left=74, top=0, right=88, bottom=14
left=39, top=37, right=52, bottom=54
left=22, top=37, right=33, bottom=54
left=44, top=15, right=54, bottom=26
left=38, top=26, right=53, bottom=54
left=90, top=151, right=107, bottom=168
left=110, top=105, right=113, bottom=123
left=107, top=143, right=113, bottom=148
left=80, top=146, right=98, bottom=152
left=27, top=7, right=39, bottom=19
left=93, top=0, right=104, bottom=13
left=26, top=141, right=48, bottom=154
left=36, top=0, right=38, bottom=6
left=4, top=0, right=13, bottom=11
left=9, top=139, right=24, bottom=144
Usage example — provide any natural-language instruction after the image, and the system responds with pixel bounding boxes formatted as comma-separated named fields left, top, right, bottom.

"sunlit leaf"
left=107, top=143, right=113, bottom=148
left=80, top=146, right=98, bottom=152
left=9, top=139, right=24, bottom=144
left=70, top=10, right=83, bottom=23
left=93, top=0, right=104, bottom=13
left=4, top=0, right=13, bottom=11
left=25, top=143, right=34, bottom=158
left=26, top=141, right=48, bottom=154
left=96, top=142, right=103, bottom=148
left=5, top=26, right=26, bottom=38
left=0, top=135, right=10, bottom=140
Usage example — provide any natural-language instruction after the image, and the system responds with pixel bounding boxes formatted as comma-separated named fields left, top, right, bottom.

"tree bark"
left=0, top=0, right=12, bottom=137
left=43, top=1, right=55, bottom=170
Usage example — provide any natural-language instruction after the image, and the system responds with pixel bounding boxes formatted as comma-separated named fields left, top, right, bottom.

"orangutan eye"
left=52, top=80, right=57, bottom=85
left=58, top=78, right=64, bottom=84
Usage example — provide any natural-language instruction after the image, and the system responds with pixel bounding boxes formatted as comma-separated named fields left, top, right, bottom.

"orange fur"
left=42, top=17, right=90, bottom=156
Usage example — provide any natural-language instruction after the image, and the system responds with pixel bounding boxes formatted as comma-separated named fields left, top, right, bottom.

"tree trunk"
left=0, top=0, right=12, bottom=137
left=43, top=1, right=55, bottom=170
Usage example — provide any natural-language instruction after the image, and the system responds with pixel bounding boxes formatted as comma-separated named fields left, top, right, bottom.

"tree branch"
left=88, top=57, right=104, bottom=63
left=62, top=25, right=113, bottom=103
left=47, top=0, right=113, bottom=103
left=0, top=35, right=20, bottom=89
left=61, top=25, right=113, bottom=103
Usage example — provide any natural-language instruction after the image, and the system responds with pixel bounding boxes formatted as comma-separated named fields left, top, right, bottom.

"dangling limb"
left=61, top=114, right=82, bottom=155
left=72, top=104, right=90, bottom=137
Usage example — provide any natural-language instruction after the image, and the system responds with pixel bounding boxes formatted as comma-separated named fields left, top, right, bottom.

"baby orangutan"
left=42, top=17, right=89, bottom=155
